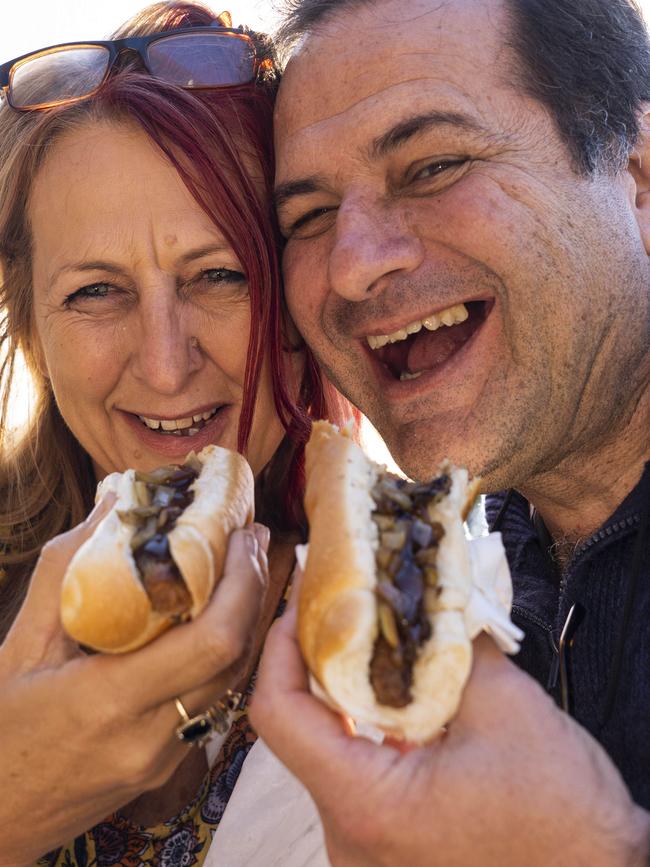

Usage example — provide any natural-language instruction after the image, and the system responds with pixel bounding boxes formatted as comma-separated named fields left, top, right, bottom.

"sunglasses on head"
left=0, top=25, right=268, bottom=111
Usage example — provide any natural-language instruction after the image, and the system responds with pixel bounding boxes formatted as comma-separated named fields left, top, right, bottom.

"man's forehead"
left=275, top=0, right=509, bottom=144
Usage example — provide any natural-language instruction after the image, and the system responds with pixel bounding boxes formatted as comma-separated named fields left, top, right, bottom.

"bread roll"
left=61, top=445, right=254, bottom=653
left=299, top=421, right=475, bottom=744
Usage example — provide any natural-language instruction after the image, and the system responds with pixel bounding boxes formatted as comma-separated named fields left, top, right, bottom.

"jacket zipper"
left=571, top=513, right=640, bottom=561
left=546, top=512, right=641, bottom=697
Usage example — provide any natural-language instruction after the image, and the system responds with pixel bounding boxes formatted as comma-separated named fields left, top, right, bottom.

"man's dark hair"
left=277, top=0, right=650, bottom=175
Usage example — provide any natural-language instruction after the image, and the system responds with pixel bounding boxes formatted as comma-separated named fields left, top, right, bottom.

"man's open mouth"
left=365, top=300, right=491, bottom=381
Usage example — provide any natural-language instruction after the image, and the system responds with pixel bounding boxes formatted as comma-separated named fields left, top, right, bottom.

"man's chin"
left=376, top=421, right=508, bottom=490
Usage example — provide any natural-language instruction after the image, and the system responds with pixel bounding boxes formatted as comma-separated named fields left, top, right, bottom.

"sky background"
left=2, top=0, right=649, bottom=57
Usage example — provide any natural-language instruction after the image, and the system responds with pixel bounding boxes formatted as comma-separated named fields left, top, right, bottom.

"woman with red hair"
left=0, top=3, right=347, bottom=864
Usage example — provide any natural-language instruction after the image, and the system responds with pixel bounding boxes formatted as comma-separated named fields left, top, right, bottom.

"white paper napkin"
left=206, top=738, right=330, bottom=867
left=464, top=532, right=524, bottom=654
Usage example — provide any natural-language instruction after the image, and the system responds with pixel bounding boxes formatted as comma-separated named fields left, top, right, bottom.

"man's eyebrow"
left=370, top=111, right=488, bottom=159
left=274, top=113, right=491, bottom=212
left=274, top=177, right=328, bottom=212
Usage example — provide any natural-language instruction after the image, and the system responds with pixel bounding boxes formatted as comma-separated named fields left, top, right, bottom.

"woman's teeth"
left=137, top=408, right=219, bottom=437
left=366, top=303, right=469, bottom=350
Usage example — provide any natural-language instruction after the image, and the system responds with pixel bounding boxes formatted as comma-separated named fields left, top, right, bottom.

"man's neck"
left=517, top=391, right=649, bottom=544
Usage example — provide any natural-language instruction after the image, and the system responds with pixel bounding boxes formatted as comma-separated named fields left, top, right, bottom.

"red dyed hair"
left=0, top=1, right=354, bottom=632
left=107, top=2, right=353, bottom=531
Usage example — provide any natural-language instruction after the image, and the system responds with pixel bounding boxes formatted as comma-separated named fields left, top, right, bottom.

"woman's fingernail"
left=244, top=530, right=259, bottom=558
left=252, top=523, right=271, bottom=553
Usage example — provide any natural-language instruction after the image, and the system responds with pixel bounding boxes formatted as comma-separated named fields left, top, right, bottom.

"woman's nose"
left=130, top=300, right=202, bottom=395
left=327, top=196, right=425, bottom=301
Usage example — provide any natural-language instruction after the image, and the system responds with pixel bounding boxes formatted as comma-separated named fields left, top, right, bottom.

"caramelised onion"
left=117, top=505, right=160, bottom=524
left=378, top=601, right=400, bottom=648
left=369, top=470, right=449, bottom=708
left=381, top=529, right=408, bottom=550
left=411, top=518, right=433, bottom=548
left=122, top=458, right=200, bottom=616
left=379, top=486, right=412, bottom=510
left=130, top=516, right=159, bottom=551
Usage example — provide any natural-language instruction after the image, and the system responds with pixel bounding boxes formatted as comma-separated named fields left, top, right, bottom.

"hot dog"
left=61, top=445, right=254, bottom=653
left=298, top=421, right=480, bottom=744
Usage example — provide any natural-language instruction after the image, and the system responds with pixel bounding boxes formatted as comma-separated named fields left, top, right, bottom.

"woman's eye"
left=201, top=268, right=247, bottom=285
left=64, top=283, right=112, bottom=305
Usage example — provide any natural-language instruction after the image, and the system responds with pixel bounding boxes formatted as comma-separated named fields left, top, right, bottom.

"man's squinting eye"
left=410, top=158, right=468, bottom=183
left=284, top=206, right=337, bottom=240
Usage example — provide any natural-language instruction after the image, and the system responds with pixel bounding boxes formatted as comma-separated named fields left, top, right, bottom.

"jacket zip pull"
left=547, top=574, right=575, bottom=692
left=547, top=652, right=560, bottom=691
left=558, top=602, right=586, bottom=714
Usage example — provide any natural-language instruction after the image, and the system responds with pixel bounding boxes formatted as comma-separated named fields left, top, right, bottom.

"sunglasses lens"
left=10, top=46, right=110, bottom=109
left=147, top=32, right=255, bottom=87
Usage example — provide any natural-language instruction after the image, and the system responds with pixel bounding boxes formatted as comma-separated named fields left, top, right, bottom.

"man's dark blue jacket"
left=486, top=462, right=649, bottom=810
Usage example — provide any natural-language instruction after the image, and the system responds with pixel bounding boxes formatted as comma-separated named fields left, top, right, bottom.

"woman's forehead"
left=27, top=120, right=243, bottom=290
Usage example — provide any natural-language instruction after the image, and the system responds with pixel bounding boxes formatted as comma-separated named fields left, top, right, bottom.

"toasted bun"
left=299, top=421, right=473, bottom=744
left=61, top=445, right=254, bottom=653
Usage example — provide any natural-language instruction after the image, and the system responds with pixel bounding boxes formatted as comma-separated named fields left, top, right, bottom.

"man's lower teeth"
left=400, top=371, right=423, bottom=381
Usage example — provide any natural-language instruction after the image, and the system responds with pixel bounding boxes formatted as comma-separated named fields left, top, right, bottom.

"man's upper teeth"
left=367, top=303, right=469, bottom=349
left=138, top=409, right=216, bottom=430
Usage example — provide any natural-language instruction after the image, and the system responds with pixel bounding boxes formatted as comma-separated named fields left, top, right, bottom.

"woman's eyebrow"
left=49, top=245, right=233, bottom=289
left=175, top=244, right=232, bottom=266
left=49, top=261, right=125, bottom=290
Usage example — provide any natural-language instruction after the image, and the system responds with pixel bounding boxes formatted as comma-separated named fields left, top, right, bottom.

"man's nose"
left=131, top=297, right=202, bottom=395
left=328, top=196, right=424, bottom=301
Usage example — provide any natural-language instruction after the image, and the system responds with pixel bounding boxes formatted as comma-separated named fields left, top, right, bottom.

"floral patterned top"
left=35, top=711, right=257, bottom=867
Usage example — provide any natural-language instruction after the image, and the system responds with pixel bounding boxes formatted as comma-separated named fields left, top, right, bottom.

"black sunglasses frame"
left=0, top=26, right=260, bottom=111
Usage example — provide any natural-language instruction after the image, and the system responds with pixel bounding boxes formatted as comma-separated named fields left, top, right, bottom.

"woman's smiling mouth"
left=119, top=404, right=235, bottom=460
left=136, top=405, right=221, bottom=437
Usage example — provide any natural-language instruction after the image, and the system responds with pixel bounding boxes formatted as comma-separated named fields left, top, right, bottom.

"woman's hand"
left=0, top=500, right=269, bottom=867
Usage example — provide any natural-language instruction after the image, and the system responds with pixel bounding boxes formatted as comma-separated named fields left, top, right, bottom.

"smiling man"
left=250, top=0, right=650, bottom=864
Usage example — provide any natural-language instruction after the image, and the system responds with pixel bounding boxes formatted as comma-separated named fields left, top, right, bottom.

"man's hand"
left=250, top=602, right=650, bottom=867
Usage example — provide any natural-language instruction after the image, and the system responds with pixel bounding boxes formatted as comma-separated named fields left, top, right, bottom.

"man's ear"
left=628, top=106, right=650, bottom=254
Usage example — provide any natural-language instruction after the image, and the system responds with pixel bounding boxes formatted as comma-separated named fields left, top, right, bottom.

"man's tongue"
left=382, top=319, right=477, bottom=377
